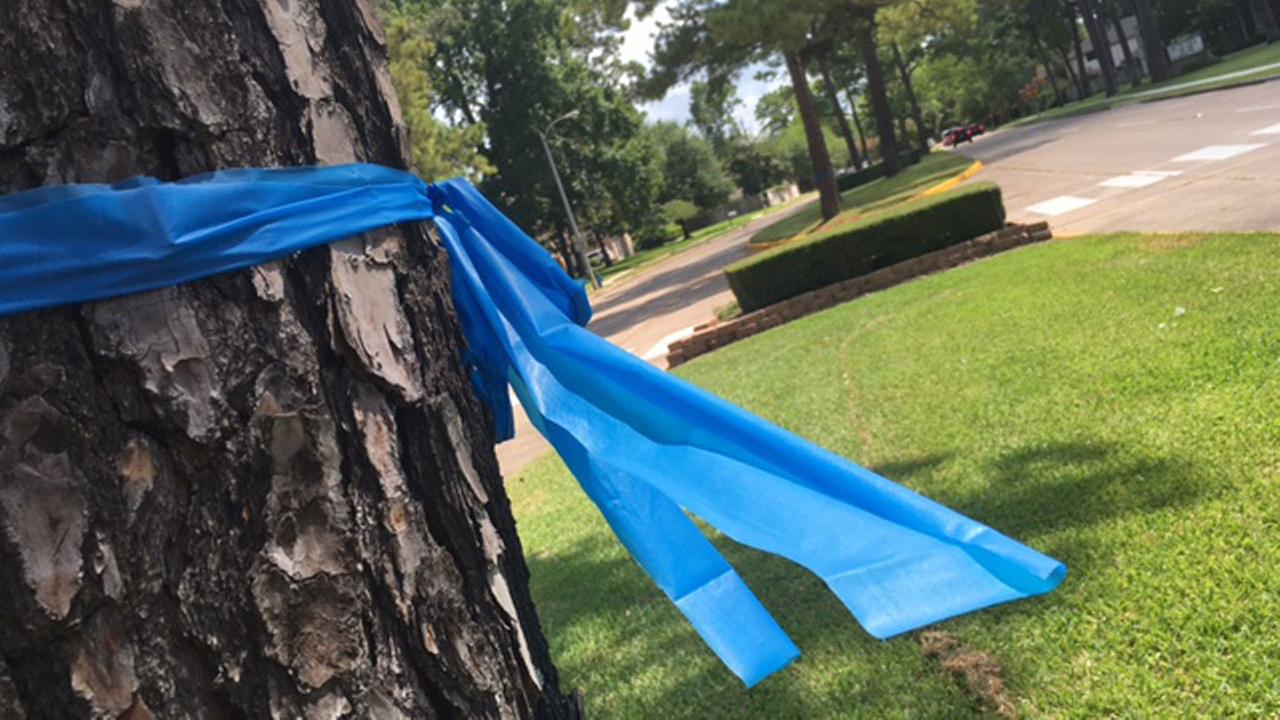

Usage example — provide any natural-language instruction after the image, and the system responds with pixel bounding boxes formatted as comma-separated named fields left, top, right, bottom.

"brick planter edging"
left=666, top=221, right=1052, bottom=367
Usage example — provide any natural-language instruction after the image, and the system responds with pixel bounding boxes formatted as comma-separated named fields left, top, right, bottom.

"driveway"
left=957, top=80, right=1280, bottom=235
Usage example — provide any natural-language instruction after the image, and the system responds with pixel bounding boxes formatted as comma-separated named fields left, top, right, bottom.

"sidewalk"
left=1129, top=61, right=1280, bottom=99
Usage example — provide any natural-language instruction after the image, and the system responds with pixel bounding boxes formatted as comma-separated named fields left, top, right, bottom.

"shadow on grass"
left=870, top=452, right=953, bottom=481
left=953, top=441, right=1209, bottom=541
left=526, top=440, right=1210, bottom=717
left=865, top=442, right=1209, bottom=544
left=528, top=531, right=966, bottom=718
left=525, top=536, right=843, bottom=718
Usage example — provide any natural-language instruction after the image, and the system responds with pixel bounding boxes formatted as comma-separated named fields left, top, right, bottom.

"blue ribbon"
left=0, top=164, right=1066, bottom=686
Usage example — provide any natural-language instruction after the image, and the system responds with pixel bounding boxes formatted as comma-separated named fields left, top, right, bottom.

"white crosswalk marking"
left=1099, top=174, right=1168, bottom=188
left=1025, top=196, right=1098, bottom=217
left=1250, top=123, right=1280, bottom=136
left=1172, top=144, right=1267, bottom=161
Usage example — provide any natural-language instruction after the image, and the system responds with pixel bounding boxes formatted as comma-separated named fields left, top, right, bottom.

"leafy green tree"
left=645, top=122, right=735, bottom=210
left=380, top=2, right=493, bottom=179
left=662, top=199, right=702, bottom=238
left=412, top=0, right=656, bottom=256
left=762, top=118, right=850, bottom=189
left=754, top=85, right=798, bottom=135
left=725, top=136, right=790, bottom=194
left=908, top=0, right=1041, bottom=125
left=642, top=0, right=843, bottom=220
left=688, top=79, right=744, bottom=156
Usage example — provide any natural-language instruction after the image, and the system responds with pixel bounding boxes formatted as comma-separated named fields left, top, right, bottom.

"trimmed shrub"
left=725, top=182, right=1006, bottom=312
left=836, top=150, right=924, bottom=192
left=634, top=221, right=684, bottom=251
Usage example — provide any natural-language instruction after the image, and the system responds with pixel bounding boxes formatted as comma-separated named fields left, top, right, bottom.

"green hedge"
left=725, top=182, right=1006, bottom=312
left=836, top=150, right=924, bottom=192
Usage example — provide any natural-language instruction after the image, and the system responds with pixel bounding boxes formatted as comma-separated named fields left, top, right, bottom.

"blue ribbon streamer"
left=0, top=164, right=1066, bottom=686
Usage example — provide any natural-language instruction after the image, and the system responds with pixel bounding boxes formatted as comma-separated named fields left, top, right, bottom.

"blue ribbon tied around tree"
left=0, top=164, right=1066, bottom=686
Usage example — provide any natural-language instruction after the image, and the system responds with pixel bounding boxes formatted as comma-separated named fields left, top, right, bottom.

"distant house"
left=1069, top=16, right=1206, bottom=81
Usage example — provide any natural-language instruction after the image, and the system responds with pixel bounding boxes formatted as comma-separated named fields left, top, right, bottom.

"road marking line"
left=1172, top=144, right=1267, bottom=161
left=1099, top=174, right=1168, bottom=188
left=1024, top=196, right=1098, bottom=217
left=642, top=326, right=696, bottom=361
left=1237, top=103, right=1280, bottom=112
left=1250, top=123, right=1280, bottom=135
left=1132, top=170, right=1183, bottom=177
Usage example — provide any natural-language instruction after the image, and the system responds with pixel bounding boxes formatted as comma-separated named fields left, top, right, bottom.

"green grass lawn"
left=509, top=233, right=1280, bottom=718
left=1010, top=41, right=1280, bottom=128
left=599, top=192, right=815, bottom=282
left=748, top=153, right=974, bottom=246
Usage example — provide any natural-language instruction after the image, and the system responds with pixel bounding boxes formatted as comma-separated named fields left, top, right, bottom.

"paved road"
left=495, top=198, right=816, bottom=475
left=958, top=79, right=1280, bottom=235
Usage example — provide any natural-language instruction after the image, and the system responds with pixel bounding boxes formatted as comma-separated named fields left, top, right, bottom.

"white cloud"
left=620, top=4, right=670, bottom=66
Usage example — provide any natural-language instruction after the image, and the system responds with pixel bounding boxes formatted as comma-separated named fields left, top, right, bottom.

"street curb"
left=1137, top=73, right=1280, bottom=105
left=667, top=221, right=1052, bottom=367
left=914, top=160, right=984, bottom=199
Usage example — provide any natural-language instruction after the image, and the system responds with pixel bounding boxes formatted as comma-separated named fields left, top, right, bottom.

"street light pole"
left=538, top=110, right=600, bottom=288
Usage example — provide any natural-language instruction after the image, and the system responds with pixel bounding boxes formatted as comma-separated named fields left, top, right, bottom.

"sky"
left=618, top=3, right=786, bottom=135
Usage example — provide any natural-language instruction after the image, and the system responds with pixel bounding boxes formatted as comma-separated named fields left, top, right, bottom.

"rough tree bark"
left=784, top=49, right=840, bottom=221
left=854, top=16, right=899, bottom=176
left=0, top=1, right=582, bottom=718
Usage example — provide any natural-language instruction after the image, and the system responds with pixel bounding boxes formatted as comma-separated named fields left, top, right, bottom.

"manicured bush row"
left=725, top=182, right=1006, bottom=312
left=835, top=150, right=925, bottom=192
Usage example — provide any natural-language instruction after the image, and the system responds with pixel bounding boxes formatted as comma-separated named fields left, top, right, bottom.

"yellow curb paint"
left=746, top=237, right=792, bottom=253
left=914, top=160, right=983, bottom=199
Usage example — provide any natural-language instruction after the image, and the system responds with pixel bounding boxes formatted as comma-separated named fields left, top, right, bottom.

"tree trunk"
left=890, top=43, right=931, bottom=153
left=592, top=232, right=613, bottom=267
left=555, top=227, right=580, bottom=278
left=855, top=16, right=900, bottom=176
left=818, top=56, right=862, bottom=170
left=1110, top=11, right=1143, bottom=86
left=0, top=1, right=582, bottom=718
left=845, top=89, right=872, bottom=163
left=1078, top=0, right=1119, bottom=96
left=784, top=50, right=840, bottom=221
left=1132, top=0, right=1171, bottom=81
left=1253, top=0, right=1280, bottom=41
left=1055, top=42, right=1084, bottom=100
left=1030, top=21, right=1069, bottom=105
left=1066, top=0, right=1094, bottom=96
